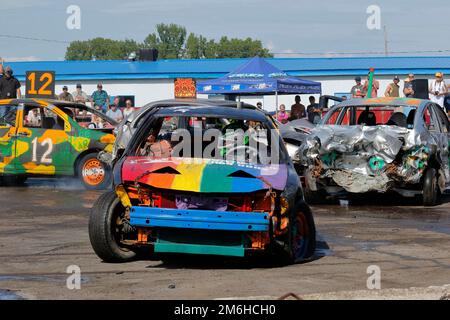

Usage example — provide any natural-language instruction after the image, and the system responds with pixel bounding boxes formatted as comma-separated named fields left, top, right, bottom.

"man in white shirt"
left=72, top=84, right=91, bottom=105
left=429, top=72, right=448, bottom=109
left=106, top=104, right=123, bottom=122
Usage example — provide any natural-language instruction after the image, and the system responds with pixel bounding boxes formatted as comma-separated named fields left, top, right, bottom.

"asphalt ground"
left=0, top=178, right=449, bottom=300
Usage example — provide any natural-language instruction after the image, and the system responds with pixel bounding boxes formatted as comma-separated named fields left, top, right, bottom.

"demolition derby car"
left=89, top=99, right=316, bottom=263
left=0, top=99, right=117, bottom=189
left=300, top=97, right=450, bottom=206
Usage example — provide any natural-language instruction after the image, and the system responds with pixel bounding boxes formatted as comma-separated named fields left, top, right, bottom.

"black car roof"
left=155, top=105, right=269, bottom=122
left=135, top=98, right=269, bottom=121
left=141, top=98, right=258, bottom=110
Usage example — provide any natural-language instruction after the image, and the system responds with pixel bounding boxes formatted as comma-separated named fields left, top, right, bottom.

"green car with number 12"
left=0, top=99, right=117, bottom=189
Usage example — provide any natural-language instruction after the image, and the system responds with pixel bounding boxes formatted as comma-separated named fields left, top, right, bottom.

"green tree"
left=185, top=33, right=217, bottom=59
left=65, top=37, right=139, bottom=60
left=216, top=36, right=272, bottom=58
left=143, top=23, right=187, bottom=59
left=65, top=23, right=272, bottom=60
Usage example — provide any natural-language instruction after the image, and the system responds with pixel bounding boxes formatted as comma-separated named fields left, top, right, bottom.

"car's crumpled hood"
left=122, top=157, right=288, bottom=193
left=300, top=125, right=438, bottom=193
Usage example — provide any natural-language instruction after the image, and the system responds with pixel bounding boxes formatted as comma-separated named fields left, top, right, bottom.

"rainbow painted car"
left=0, top=99, right=116, bottom=189
left=89, top=99, right=316, bottom=263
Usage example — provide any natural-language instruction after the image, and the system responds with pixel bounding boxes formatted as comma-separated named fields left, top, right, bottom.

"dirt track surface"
left=1, top=179, right=449, bottom=300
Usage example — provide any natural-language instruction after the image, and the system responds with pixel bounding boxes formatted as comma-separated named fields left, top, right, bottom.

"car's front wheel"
left=276, top=201, right=316, bottom=264
left=89, top=191, right=137, bottom=262
left=77, top=153, right=111, bottom=190
left=423, top=168, right=439, bottom=206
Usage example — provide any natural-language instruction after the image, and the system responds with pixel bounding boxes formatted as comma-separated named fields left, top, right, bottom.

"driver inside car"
left=139, top=131, right=173, bottom=158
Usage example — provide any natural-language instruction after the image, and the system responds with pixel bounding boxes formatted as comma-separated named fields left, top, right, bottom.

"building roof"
left=7, top=56, right=450, bottom=81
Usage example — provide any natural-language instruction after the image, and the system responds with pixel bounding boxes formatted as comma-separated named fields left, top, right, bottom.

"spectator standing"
left=290, top=95, right=306, bottom=119
left=122, top=99, right=135, bottom=119
left=276, top=104, right=289, bottom=124
left=403, top=73, right=415, bottom=97
left=91, top=83, right=109, bottom=113
left=429, top=72, right=448, bottom=109
left=58, top=86, right=74, bottom=102
left=0, top=66, right=21, bottom=99
left=72, top=84, right=90, bottom=105
left=385, top=76, right=401, bottom=97
left=363, top=73, right=380, bottom=97
left=307, top=96, right=323, bottom=124
left=256, top=102, right=263, bottom=109
left=106, top=103, right=123, bottom=122
left=350, top=77, right=365, bottom=98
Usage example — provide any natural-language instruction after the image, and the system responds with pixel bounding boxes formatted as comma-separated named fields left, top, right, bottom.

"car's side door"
left=14, top=104, right=73, bottom=175
left=0, top=104, right=20, bottom=174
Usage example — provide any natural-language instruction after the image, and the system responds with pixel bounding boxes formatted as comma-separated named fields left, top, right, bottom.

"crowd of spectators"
left=350, top=72, right=449, bottom=117
left=56, top=82, right=135, bottom=122
left=271, top=72, right=449, bottom=124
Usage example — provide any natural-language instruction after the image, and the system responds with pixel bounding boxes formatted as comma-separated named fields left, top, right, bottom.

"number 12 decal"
left=32, top=137, right=53, bottom=164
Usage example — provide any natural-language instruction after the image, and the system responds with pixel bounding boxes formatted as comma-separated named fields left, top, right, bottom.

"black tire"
left=304, top=187, right=323, bottom=205
left=77, top=153, right=111, bottom=190
left=89, top=190, right=137, bottom=262
left=2, top=175, right=27, bottom=186
left=276, top=201, right=316, bottom=264
left=423, top=168, right=439, bottom=206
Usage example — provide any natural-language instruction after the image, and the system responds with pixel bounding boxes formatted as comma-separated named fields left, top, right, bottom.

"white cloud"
left=2, top=56, right=41, bottom=62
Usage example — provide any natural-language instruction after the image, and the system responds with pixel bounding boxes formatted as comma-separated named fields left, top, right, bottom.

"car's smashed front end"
left=113, top=157, right=293, bottom=257
left=301, top=124, right=446, bottom=196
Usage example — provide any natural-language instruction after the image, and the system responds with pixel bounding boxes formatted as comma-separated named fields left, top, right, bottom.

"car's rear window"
left=324, top=105, right=418, bottom=129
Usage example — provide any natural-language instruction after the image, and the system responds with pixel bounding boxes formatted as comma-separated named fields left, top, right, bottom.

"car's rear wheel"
left=276, top=201, right=316, bottom=264
left=304, top=187, right=324, bottom=204
left=89, top=190, right=137, bottom=262
left=77, top=153, right=111, bottom=190
left=423, top=168, right=439, bottom=206
left=1, top=175, right=27, bottom=186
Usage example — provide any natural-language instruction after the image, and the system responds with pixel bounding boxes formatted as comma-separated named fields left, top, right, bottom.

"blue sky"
left=1, top=0, right=449, bottom=61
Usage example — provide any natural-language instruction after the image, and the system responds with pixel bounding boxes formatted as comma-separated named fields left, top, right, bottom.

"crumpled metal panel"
left=301, top=124, right=438, bottom=193
left=304, top=125, right=415, bottom=164
left=327, top=170, right=391, bottom=193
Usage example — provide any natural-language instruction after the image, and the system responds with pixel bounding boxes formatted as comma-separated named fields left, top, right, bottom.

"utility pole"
left=384, top=25, right=388, bottom=56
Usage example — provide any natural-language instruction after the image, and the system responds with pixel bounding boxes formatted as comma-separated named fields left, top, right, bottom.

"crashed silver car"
left=300, top=97, right=450, bottom=206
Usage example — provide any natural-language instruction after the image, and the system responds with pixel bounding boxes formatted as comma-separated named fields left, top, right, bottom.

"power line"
left=0, top=34, right=70, bottom=44
left=2, top=33, right=450, bottom=57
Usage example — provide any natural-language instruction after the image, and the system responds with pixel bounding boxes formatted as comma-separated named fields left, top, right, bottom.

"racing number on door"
left=31, top=137, right=53, bottom=164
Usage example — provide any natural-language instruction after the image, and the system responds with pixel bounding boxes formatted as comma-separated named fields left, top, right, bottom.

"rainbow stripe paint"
left=122, top=157, right=288, bottom=193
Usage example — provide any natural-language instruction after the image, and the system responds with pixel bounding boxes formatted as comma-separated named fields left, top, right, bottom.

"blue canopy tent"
left=196, top=56, right=322, bottom=110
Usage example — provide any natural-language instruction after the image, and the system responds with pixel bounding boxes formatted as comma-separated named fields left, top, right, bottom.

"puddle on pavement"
left=0, top=289, right=25, bottom=300
left=0, top=275, right=89, bottom=284
left=315, top=234, right=334, bottom=257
